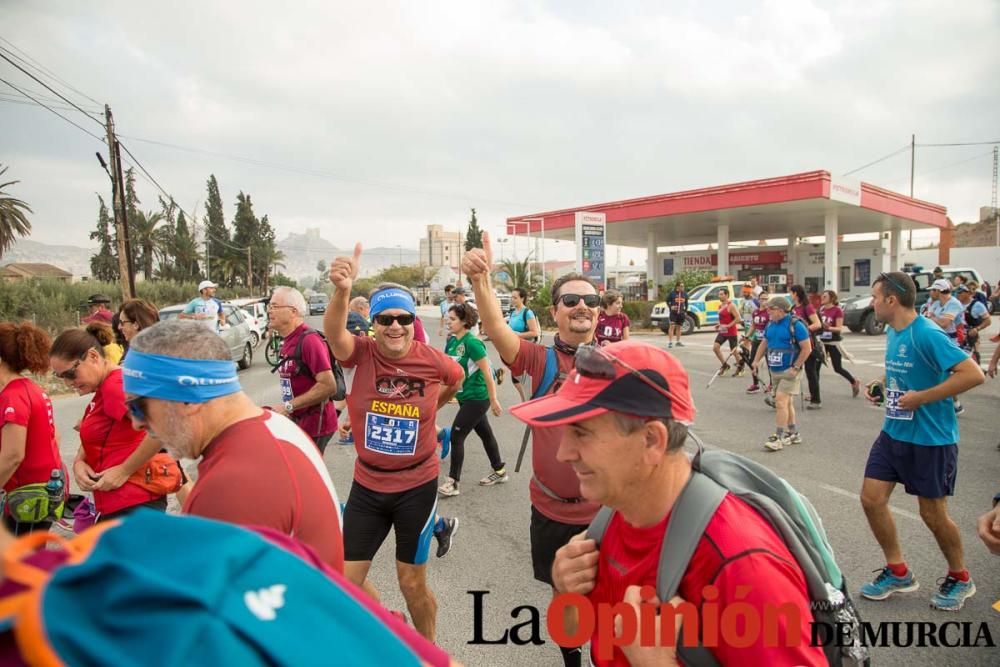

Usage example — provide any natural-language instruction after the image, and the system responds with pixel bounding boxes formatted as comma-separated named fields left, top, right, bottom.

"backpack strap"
left=515, top=346, right=562, bottom=473
left=585, top=506, right=615, bottom=544
left=656, top=473, right=727, bottom=602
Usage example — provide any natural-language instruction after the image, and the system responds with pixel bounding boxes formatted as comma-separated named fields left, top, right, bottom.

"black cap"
left=86, top=294, right=111, bottom=305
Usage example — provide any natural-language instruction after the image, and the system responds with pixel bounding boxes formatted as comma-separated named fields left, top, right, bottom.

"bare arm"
left=621, top=326, right=630, bottom=341
left=830, top=315, right=844, bottom=334
left=436, top=382, right=461, bottom=409
left=289, top=369, right=338, bottom=411
left=905, top=357, right=985, bottom=407
left=92, top=432, right=163, bottom=492
left=526, top=314, right=540, bottom=340
left=0, top=424, right=26, bottom=488
left=793, top=338, right=813, bottom=369
left=988, top=344, right=1000, bottom=378
left=807, top=311, right=822, bottom=332
left=324, top=244, right=362, bottom=362
left=461, top=233, right=521, bottom=365
left=476, top=357, right=502, bottom=415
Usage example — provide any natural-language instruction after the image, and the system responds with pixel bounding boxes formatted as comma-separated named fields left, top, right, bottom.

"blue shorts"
left=864, top=431, right=957, bottom=498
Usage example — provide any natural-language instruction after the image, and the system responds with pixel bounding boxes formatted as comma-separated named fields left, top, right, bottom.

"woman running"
left=438, top=304, right=505, bottom=497
left=789, top=284, right=823, bottom=409
left=506, top=288, right=539, bottom=402
left=595, top=289, right=630, bottom=346
left=819, top=290, right=860, bottom=397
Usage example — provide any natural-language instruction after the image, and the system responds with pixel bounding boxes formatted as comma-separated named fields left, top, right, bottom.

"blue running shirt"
left=883, top=315, right=968, bottom=445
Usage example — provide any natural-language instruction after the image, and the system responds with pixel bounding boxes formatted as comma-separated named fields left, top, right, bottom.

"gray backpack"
left=586, top=438, right=869, bottom=667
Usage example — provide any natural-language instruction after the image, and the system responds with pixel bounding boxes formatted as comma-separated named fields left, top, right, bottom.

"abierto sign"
left=829, top=176, right=861, bottom=206
left=575, top=212, right=606, bottom=289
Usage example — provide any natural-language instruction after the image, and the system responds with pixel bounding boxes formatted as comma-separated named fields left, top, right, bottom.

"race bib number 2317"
left=365, top=413, right=419, bottom=456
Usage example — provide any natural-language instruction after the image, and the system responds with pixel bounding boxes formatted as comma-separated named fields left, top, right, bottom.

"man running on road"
left=324, top=245, right=464, bottom=642
left=858, top=271, right=984, bottom=611
left=462, top=232, right=599, bottom=667
left=121, top=319, right=344, bottom=571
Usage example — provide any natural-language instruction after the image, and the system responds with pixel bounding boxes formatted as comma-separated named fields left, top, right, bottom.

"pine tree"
left=231, top=192, right=260, bottom=288
left=203, top=175, right=229, bottom=285
left=255, top=214, right=282, bottom=292
left=89, top=194, right=118, bottom=282
left=174, top=209, right=200, bottom=280
left=465, top=207, right=482, bottom=251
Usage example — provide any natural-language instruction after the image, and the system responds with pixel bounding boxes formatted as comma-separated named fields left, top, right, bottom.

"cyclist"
left=324, top=245, right=464, bottom=642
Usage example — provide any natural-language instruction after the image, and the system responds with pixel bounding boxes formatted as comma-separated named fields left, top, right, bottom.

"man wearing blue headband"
left=122, top=319, right=345, bottom=572
left=324, top=244, right=464, bottom=642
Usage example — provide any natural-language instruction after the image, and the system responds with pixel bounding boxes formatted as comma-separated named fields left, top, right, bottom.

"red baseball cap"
left=509, top=341, right=696, bottom=428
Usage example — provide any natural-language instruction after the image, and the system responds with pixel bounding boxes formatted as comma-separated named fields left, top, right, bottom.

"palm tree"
left=130, top=210, right=165, bottom=280
left=0, top=165, right=33, bottom=258
left=495, top=255, right=535, bottom=291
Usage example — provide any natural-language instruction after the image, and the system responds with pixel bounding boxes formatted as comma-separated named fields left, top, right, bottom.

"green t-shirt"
left=445, top=331, right=488, bottom=402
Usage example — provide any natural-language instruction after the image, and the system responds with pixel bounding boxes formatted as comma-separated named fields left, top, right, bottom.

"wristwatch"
left=283, top=400, right=295, bottom=414
left=792, top=365, right=802, bottom=372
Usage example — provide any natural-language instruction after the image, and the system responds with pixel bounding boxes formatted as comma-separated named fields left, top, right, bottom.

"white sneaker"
left=764, top=434, right=788, bottom=451
left=479, top=469, right=509, bottom=486
left=786, top=432, right=802, bottom=445
left=438, top=477, right=460, bottom=497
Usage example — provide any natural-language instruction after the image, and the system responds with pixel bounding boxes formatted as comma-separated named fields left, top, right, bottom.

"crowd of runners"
left=0, top=239, right=996, bottom=665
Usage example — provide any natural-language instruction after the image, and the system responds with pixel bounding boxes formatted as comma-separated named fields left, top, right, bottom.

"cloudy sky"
left=2, top=0, right=998, bottom=263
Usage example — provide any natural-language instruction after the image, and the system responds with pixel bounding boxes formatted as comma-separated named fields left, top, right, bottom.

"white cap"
left=198, top=280, right=218, bottom=292
left=930, top=279, right=951, bottom=292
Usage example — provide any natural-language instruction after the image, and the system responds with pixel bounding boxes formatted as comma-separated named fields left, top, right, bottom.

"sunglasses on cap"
left=557, top=293, right=600, bottom=308
left=574, top=345, right=673, bottom=402
left=53, top=351, right=90, bottom=381
left=878, top=272, right=908, bottom=294
left=373, top=313, right=416, bottom=327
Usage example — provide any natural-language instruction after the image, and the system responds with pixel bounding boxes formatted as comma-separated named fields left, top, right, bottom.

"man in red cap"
left=513, top=341, right=824, bottom=667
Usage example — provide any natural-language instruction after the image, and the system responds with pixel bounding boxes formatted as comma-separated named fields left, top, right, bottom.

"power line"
left=917, top=141, right=1000, bottom=148
left=918, top=149, right=995, bottom=176
left=0, top=95, right=90, bottom=114
left=0, top=76, right=105, bottom=143
left=0, top=87, right=101, bottom=111
left=0, top=35, right=103, bottom=107
left=842, top=144, right=911, bottom=176
left=0, top=48, right=105, bottom=129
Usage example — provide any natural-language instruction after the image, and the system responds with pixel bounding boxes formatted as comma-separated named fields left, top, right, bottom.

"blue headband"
left=122, top=350, right=241, bottom=403
left=369, top=288, right=416, bottom=317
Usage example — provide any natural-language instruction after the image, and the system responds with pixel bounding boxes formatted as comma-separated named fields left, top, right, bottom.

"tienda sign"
left=681, top=251, right=787, bottom=268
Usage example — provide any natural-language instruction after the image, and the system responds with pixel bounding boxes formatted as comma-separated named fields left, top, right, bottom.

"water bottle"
left=46, top=469, right=64, bottom=518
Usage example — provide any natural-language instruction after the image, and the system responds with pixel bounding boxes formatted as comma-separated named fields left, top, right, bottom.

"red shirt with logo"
left=819, top=305, right=844, bottom=342
left=752, top=306, right=769, bottom=335
left=79, top=369, right=159, bottom=514
left=508, top=340, right=600, bottom=525
left=587, top=493, right=824, bottom=667
left=595, top=312, right=631, bottom=346
left=0, top=378, right=63, bottom=494
left=340, top=336, right=463, bottom=494
left=183, top=411, right=344, bottom=571
left=278, top=324, right=338, bottom=439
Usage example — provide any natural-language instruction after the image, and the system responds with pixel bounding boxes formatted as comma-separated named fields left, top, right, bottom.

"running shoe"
left=860, top=567, right=919, bottom=600
left=438, top=427, right=451, bottom=459
left=851, top=379, right=861, bottom=398
left=930, top=576, right=975, bottom=611
left=718, top=363, right=730, bottom=377
left=764, top=395, right=776, bottom=408
left=479, top=468, right=509, bottom=486
left=734, top=366, right=746, bottom=377
left=763, top=434, right=787, bottom=451
left=746, top=384, right=761, bottom=394
left=667, top=342, right=673, bottom=349
left=676, top=341, right=685, bottom=347
left=954, top=402, right=965, bottom=416
left=786, top=432, right=802, bottom=445
left=494, top=368, right=505, bottom=385
left=434, top=517, right=459, bottom=558
left=438, top=477, right=460, bottom=497
left=806, top=402, right=822, bottom=410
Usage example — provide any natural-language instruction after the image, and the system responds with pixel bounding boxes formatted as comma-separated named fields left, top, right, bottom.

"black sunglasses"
left=556, top=294, right=600, bottom=308
left=373, top=313, right=416, bottom=327
left=574, top=346, right=673, bottom=402
left=54, top=351, right=89, bottom=381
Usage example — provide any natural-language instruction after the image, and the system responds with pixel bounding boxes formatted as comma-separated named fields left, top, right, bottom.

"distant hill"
left=278, top=228, right=419, bottom=285
left=3, top=239, right=95, bottom=278
left=954, top=218, right=1000, bottom=248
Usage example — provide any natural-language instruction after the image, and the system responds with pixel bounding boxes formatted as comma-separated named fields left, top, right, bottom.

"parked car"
left=158, top=303, right=255, bottom=369
left=651, top=280, right=750, bottom=336
left=842, top=266, right=984, bottom=335
left=308, top=294, right=328, bottom=316
left=229, top=297, right=269, bottom=342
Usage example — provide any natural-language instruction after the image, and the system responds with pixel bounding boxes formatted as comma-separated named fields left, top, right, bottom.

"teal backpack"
left=0, top=511, right=441, bottom=667
left=586, top=437, right=869, bottom=667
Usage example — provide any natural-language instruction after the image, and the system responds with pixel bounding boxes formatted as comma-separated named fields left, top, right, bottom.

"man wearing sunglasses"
left=858, top=271, right=984, bottom=612
left=462, top=232, right=600, bottom=667
left=514, top=342, right=824, bottom=667
left=324, top=244, right=464, bottom=643
left=120, top=320, right=345, bottom=573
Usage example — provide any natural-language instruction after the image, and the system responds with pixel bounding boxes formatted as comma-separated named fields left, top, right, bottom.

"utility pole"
left=908, top=133, right=915, bottom=251
left=205, top=239, right=210, bottom=280
left=246, top=246, right=252, bottom=293
left=104, top=105, right=136, bottom=299
left=992, top=145, right=998, bottom=247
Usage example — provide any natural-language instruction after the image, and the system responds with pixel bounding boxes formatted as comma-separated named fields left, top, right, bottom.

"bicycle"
left=265, top=329, right=283, bottom=368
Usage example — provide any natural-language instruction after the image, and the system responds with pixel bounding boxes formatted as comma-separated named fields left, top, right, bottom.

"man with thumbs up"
left=324, top=243, right=464, bottom=643
left=462, top=232, right=601, bottom=667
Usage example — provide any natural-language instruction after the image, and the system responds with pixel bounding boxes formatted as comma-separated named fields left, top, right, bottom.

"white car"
left=240, top=308, right=267, bottom=347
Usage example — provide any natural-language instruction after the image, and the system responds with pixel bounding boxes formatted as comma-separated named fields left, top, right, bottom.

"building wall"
left=421, top=225, right=463, bottom=267
left=900, top=246, right=1000, bottom=284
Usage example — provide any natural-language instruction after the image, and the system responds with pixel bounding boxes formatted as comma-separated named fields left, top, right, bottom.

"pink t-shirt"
left=278, top=324, right=338, bottom=438
left=595, top=312, right=630, bottom=346
left=508, top=340, right=600, bottom=526
left=340, top=336, right=463, bottom=493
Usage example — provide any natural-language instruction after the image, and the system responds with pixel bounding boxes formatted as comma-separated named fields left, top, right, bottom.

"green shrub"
left=528, top=281, right=554, bottom=328
left=658, top=269, right=716, bottom=301
left=622, top=301, right=655, bottom=328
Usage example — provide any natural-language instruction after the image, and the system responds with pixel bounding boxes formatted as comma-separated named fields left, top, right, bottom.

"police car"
left=651, top=280, right=748, bottom=336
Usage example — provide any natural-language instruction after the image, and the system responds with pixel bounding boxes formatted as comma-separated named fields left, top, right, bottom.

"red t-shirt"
left=340, top=336, right=463, bottom=493
left=82, top=308, right=114, bottom=325
left=278, top=324, right=338, bottom=439
left=752, top=306, right=769, bottom=334
left=183, top=411, right=344, bottom=571
left=819, top=305, right=844, bottom=342
left=79, top=369, right=159, bottom=515
left=587, top=494, right=825, bottom=667
left=508, top=340, right=600, bottom=525
left=0, top=379, right=63, bottom=494
left=717, top=302, right=738, bottom=336
left=595, top=312, right=631, bottom=346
